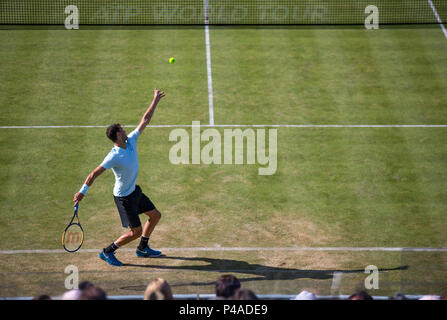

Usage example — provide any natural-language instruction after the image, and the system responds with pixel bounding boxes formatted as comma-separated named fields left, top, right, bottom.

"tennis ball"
left=169, top=57, right=175, bottom=64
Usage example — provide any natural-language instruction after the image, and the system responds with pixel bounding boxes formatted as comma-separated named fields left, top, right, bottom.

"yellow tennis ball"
left=169, top=57, right=175, bottom=64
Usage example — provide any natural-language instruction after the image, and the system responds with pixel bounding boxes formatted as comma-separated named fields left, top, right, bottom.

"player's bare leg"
left=142, top=209, right=161, bottom=237
left=115, top=226, right=143, bottom=247
left=137, top=209, right=162, bottom=257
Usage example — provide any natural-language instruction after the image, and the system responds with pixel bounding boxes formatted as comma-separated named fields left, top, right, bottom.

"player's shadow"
left=122, top=256, right=408, bottom=289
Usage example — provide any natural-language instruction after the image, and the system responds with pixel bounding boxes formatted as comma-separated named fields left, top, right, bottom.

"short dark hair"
left=79, top=281, right=95, bottom=291
left=231, top=288, right=258, bottom=300
left=348, top=290, right=373, bottom=300
left=33, top=294, right=51, bottom=300
left=215, top=275, right=241, bottom=298
left=80, top=286, right=107, bottom=300
left=106, top=123, right=122, bottom=142
left=390, top=292, right=408, bottom=300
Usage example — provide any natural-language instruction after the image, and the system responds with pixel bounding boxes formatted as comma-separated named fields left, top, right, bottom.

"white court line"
left=1, top=124, right=447, bottom=129
left=428, top=0, right=447, bottom=39
left=203, top=0, right=215, bottom=126
left=1, top=247, right=447, bottom=254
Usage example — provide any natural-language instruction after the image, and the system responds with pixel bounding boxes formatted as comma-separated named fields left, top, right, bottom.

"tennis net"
left=1, top=0, right=446, bottom=25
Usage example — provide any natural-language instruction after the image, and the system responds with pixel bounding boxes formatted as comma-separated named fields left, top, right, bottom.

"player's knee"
left=131, top=226, right=142, bottom=238
left=147, top=209, right=161, bottom=221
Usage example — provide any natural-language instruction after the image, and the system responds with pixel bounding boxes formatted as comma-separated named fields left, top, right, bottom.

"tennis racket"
left=62, top=203, right=84, bottom=253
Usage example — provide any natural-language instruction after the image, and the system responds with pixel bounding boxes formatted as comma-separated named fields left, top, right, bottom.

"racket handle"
left=74, top=203, right=79, bottom=213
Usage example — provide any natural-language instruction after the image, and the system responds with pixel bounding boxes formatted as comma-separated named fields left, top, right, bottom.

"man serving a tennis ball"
left=73, top=89, right=166, bottom=267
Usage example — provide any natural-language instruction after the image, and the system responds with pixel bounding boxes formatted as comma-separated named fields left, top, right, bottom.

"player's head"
left=106, top=123, right=127, bottom=143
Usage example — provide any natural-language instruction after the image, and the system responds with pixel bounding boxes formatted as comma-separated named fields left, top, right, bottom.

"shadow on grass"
left=121, top=255, right=408, bottom=289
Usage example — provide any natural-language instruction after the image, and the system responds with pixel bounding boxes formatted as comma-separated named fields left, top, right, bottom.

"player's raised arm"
left=136, top=89, right=166, bottom=134
left=73, top=165, right=106, bottom=206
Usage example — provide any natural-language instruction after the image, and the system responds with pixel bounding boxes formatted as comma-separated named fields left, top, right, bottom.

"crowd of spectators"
left=33, top=275, right=447, bottom=300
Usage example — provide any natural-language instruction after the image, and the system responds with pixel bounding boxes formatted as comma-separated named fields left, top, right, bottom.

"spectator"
left=419, top=295, right=440, bottom=300
left=79, top=281, right=95, bottom=291
left=231, top=288, right=258, bottom=300
left=80, top=286, right=107, bottom=300
left=212, top=274, right=241, bottom=300
left=348, top=290, right=373, bottom=300
left=144, top=278, right=173, bottom=300
left=33, top=294, right=51, bottom=300
left=389, top=292, right=408, bottom=300
left=61, top=289, right=82, bottom=300
left=292, top=290, right=317, bottom=300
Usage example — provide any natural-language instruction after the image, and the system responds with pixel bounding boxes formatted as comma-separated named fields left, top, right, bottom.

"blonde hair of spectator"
left=144, top=278, right=173, bottom=300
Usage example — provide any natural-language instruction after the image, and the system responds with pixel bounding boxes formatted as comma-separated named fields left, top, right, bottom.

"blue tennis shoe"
left=99, top=250, right=123, bottom=267
left=136, top=246, right=162, bottom=258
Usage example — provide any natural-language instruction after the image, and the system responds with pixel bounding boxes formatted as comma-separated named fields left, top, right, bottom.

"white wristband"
left=79, top=184, right=89, bottom=195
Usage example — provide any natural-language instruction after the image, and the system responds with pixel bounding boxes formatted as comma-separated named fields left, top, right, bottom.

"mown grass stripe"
left=1, top=247, right=447, bottom=254
left=1, top=124, right=447, bottom=128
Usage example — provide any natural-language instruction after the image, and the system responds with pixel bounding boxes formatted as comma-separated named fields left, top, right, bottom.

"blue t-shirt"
left=100, top=129, right=140, bottom=197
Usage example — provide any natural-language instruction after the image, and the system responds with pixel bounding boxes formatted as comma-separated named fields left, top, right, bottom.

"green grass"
left=0, top=28, right=209, bottom=126
left=1, top=25, right=447, bottom=298
left=211, top=26, right=447, bottom=124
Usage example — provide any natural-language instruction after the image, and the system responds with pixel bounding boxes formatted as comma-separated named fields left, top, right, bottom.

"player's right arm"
left=73, top=166, right=106, bottom=206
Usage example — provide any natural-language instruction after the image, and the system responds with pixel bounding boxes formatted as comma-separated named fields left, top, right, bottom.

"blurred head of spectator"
left=80, top=285, right=107, bottom=300
left=231, top=288, right=258, bottom=300
left=33, top=294, right=51, bottom=300
left=79, top=281, right=95, bottom=291
left=215, top=275, right=241, bottom=299
left=292, top=290, right=317, bottom=300
left=419, top=295, right=440, bottom=300
left=389, top=292, right=408, bottom=300
left=144, top=278, right=173, bottom=300
left=61, top=289, right=82, bottom=300
left=348, top=290, right=373, bottom=300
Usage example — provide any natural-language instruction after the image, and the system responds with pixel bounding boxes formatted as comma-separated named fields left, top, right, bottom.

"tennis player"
left=73, top=89, right=166, bottom=267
